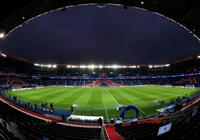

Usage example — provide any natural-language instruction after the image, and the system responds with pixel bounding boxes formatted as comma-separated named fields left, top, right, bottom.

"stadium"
left=0, top=1, right=200, bottom=140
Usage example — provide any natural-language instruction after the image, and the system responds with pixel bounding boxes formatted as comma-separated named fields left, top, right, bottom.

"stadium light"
left=197, top=55, right=200, bottom=59
left=67, top=65, right=72, bottom=68
left=80, top=65, right=87, bottom=69
left=89, top=64, right=96, bottom=69
left=129, top=65, right=140, bottom=68
left=122, top=65, right=127, bottom=68
left=149, top=65, right=153, bottom=68
left=141, top=1, right=144, bottom=5
left=112, top=65, right=119, bottom=69
left=34, top=63, right=40, bottom=66
left=0, top=32, right=5, bottom=39
left=52, top=65, right=57, bottom=68
left=34, top=63, right=57, bottom=68
left=0, top=53, right=7, bottom=58
left=47, top=64, right=52, bottom=68
left=106, top=65, right=112, bottom=68
left=129, top=65, right=137, bottom=68
left=98, top=65, right=103, bottom=69
left=65, top=64, right=168, bottom=69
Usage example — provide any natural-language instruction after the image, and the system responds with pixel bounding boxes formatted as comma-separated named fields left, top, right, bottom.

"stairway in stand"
left=105, top=125, right=123, bottom=140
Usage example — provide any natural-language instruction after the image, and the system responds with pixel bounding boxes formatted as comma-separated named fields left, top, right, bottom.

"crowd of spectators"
left=4, top=95, right=55, bottom=114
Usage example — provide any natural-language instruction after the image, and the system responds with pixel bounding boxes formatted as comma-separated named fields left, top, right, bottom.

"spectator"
left=50, top=103, right=54, bottom=112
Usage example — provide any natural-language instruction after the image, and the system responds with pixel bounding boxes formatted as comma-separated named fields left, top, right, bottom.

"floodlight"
left=112, top=65, right=118, bottom=69
left=52, top=65, right=57, bottom=68
left=34, top=63, right=40, bottom=66
left=0, top=53, right=7, bottom=58
left=98, top=65, right=103, bottom=69
left=80, top=65, right=87, bottom=69
left=47, top=64, right=52, bottom=68
left=165, top=64, right=170, bottom=67
left=149, top=65, right=153, bottom=68
left=0, top=32, right=5, bottom=39
left=141, top=1, right=144, bottom=5
left=107, top=65, right=112, bottom=68
left=130, top=65, right=137, bottom=68
left=67, top=65, right=72, bottom=68
left=89, top=64, right=96, bottom=69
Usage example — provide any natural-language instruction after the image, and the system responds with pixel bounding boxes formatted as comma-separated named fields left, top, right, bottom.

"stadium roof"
left=0, top=0, right=200, bottom=39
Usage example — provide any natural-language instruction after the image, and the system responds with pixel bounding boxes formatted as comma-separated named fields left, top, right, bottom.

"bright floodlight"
left=130, top=65, right=137, bottom=68
left=112, top=65, right=118, bottom=69
left=141, top=1, right=144, bottom=5
left=47, top=64, right=52, bottom=68
left=80, top=65, right=87, bottom=69
left=0, top=53, right=7, bottom=58
left=0, top=33, right=5, bottom=39
left=98, top=65, right=103, bottom=69
left=52, top=65, right=57, bottom=68
left=197, top=55, right=200, bottom=59
left=34, top=63, right=40, bottom=66
left=149, top=65, right=153, bottom=68
left=67, top=65, right=72, bottom=68
left=89, top=64, right=96, bottom=69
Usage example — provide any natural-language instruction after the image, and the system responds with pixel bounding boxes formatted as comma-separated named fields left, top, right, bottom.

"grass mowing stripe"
left=72, top=88, right=93, bottom=105
left=108, top=88, right=132, bottom=105
left=88, top=88, right=103, bottom=105
left=120, top=88, right=155, bottom=103
left=114, top=88, right=147, bottom=103
left=4, top=86, right=197, bottom=119
left=5, top=88, right=53, bottom=98
left=59, top=88, right=85, bottom=105
left=48, top=88, right=82, bottom=103
left=119, top=88, right=164, bottom=114
left=101, top=89, right=119, bottom=119
left=111, top=88, right=148, bottom=115
left=16, top=88, right=67, bottom=104
left=105, top=88, right=120, bottom=105
left=86, top=88, right=107, bottom=117
left=28, top=89, right=66, bottom=101
left=114, top=88, right=148, bottom=104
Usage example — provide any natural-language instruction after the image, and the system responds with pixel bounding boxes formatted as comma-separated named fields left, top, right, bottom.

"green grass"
left=3, top=85, right=198, bottom=120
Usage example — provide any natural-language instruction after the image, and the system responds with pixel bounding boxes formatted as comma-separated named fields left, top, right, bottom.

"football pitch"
left=3, top=86, right=198, bottom=120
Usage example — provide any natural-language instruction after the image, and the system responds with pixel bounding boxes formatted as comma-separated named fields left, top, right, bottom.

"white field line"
left=104, top=104, right=109, bottom=121
left=105, top=89, right=120, bottom=105
left=113, top=88, right=147, bottom=115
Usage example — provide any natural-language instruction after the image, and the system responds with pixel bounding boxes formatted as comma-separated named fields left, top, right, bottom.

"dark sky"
left=0, top=5, right=200, bottom=64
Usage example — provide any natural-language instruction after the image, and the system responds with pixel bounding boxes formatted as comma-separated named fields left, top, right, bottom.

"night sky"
left=0, top=4, right=200, bottom=64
